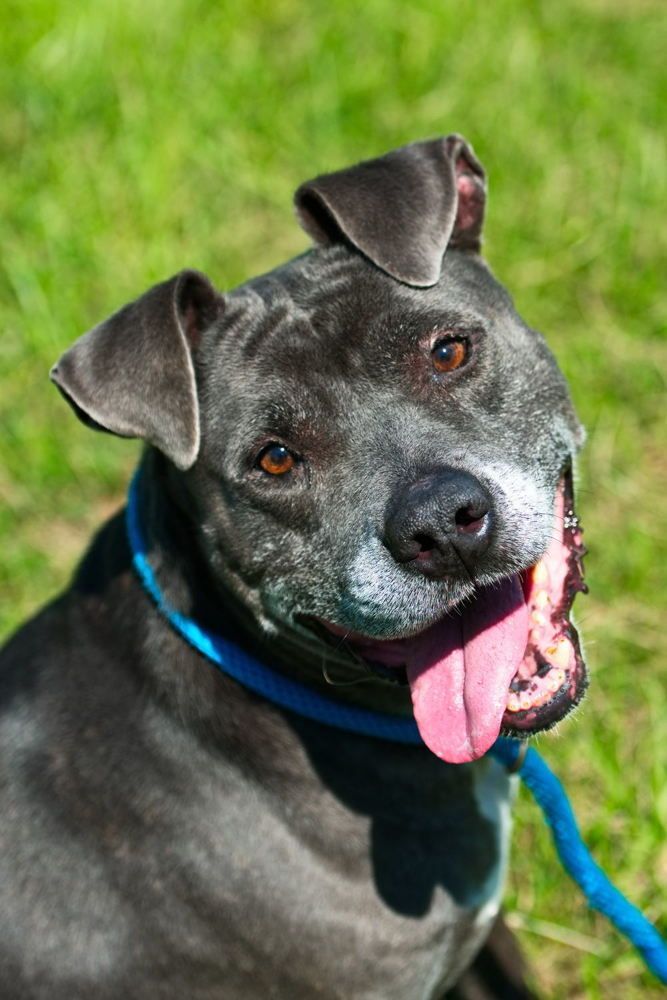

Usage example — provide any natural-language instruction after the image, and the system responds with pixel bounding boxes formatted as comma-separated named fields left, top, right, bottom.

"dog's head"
left=51, top=136, right=588, bottom=764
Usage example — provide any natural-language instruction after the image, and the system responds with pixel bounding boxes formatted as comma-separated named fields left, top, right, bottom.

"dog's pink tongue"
left=406, top=577, right=528, bottom=763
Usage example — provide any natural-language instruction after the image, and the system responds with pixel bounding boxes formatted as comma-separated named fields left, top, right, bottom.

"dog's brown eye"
left=431, top=338, right=469, bottom=373
left=257, top=444, right=297, bottom=476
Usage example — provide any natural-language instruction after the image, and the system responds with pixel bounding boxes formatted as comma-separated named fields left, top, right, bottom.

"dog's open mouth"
left=317, top=471, right=587, bottom=764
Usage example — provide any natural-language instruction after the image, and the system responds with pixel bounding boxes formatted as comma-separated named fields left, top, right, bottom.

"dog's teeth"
left=533, top=589, right=550, bottom=609
left=530, top=610, right=547, bottom=627
left=533, top=562, right=550, bottom=587
left=506, top=693, right=521, bottom=712
left=548, top=668, right=566, bottom=692
left=519, top=692, right=532, bottom=711
left=546, top=639, right=570, bottom=670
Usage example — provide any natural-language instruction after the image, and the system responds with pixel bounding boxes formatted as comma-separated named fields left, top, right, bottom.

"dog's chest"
left=169, top=733, right=515, bottom=999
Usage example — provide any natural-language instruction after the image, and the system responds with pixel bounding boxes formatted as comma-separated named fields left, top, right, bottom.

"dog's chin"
left=317, top=586, right=476, bottom=645
left=311, top=470, right=588, bottom=763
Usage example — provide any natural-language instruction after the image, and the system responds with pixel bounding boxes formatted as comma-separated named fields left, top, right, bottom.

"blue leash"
left=126, top=470, right=667, bottom=983
left=491, top=740, right=667, bottom=982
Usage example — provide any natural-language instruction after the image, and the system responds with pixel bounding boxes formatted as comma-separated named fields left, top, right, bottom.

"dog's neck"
left=132, top=451, right=415, bottom=718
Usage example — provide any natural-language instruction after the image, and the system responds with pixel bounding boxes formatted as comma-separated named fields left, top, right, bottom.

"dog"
left=0, top=136, right=588, bottom=998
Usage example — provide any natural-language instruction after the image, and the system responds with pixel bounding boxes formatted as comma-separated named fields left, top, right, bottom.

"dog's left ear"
left=50, top=270, right=223, bottom=470
left=294, top=135, right=485, bottom=288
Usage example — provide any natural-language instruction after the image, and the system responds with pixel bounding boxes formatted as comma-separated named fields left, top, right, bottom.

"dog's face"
left=194, top=245, right=577, bottom=630
left=51, top=136, right=588, bottom=764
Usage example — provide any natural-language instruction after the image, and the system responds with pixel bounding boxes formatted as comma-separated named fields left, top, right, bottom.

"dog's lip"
left=500, top=469, right=588, bottom=736
left=311, top=468, right=588, bottom=740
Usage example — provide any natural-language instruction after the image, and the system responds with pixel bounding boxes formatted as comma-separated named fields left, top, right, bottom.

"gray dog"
left=0, top=136, right=588, bottom=998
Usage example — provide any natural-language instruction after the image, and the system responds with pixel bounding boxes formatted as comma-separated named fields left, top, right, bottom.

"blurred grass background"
left=0, top=1, right=665, bottom=995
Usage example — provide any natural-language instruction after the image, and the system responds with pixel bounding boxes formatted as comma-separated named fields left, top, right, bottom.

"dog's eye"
left=257, top=443, right=297, bottom=476
left=431, top=337, right=469, bottom=374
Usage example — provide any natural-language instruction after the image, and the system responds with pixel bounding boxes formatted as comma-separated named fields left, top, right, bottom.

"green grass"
left=1, top=1, right=665, bottom=995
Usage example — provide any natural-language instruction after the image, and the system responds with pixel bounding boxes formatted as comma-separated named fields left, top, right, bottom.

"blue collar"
left=125, top=466, right=666, bottom=982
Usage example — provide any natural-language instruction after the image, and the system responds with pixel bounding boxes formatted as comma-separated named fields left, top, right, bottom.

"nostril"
left=454, top=503, right=489, bottom=534
left=413, top=532, right=436, bottom=556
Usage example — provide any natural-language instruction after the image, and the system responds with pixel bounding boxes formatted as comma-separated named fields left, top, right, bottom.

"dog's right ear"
left=50, top=270, right=223, bottom=470
left=295, top=135, right=486, bottom=287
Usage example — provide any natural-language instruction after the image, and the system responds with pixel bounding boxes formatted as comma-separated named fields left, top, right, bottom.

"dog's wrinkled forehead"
left=226, top=245, right=512, bottom=380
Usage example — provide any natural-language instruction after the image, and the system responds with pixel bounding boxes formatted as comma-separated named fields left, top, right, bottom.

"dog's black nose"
left=383, top=468, right=494, bottom=578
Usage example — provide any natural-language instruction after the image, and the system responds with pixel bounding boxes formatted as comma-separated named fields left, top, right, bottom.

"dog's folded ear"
left=50, top=270, right=223, bottom=470
left=294, top=134, right=486, bottom=288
